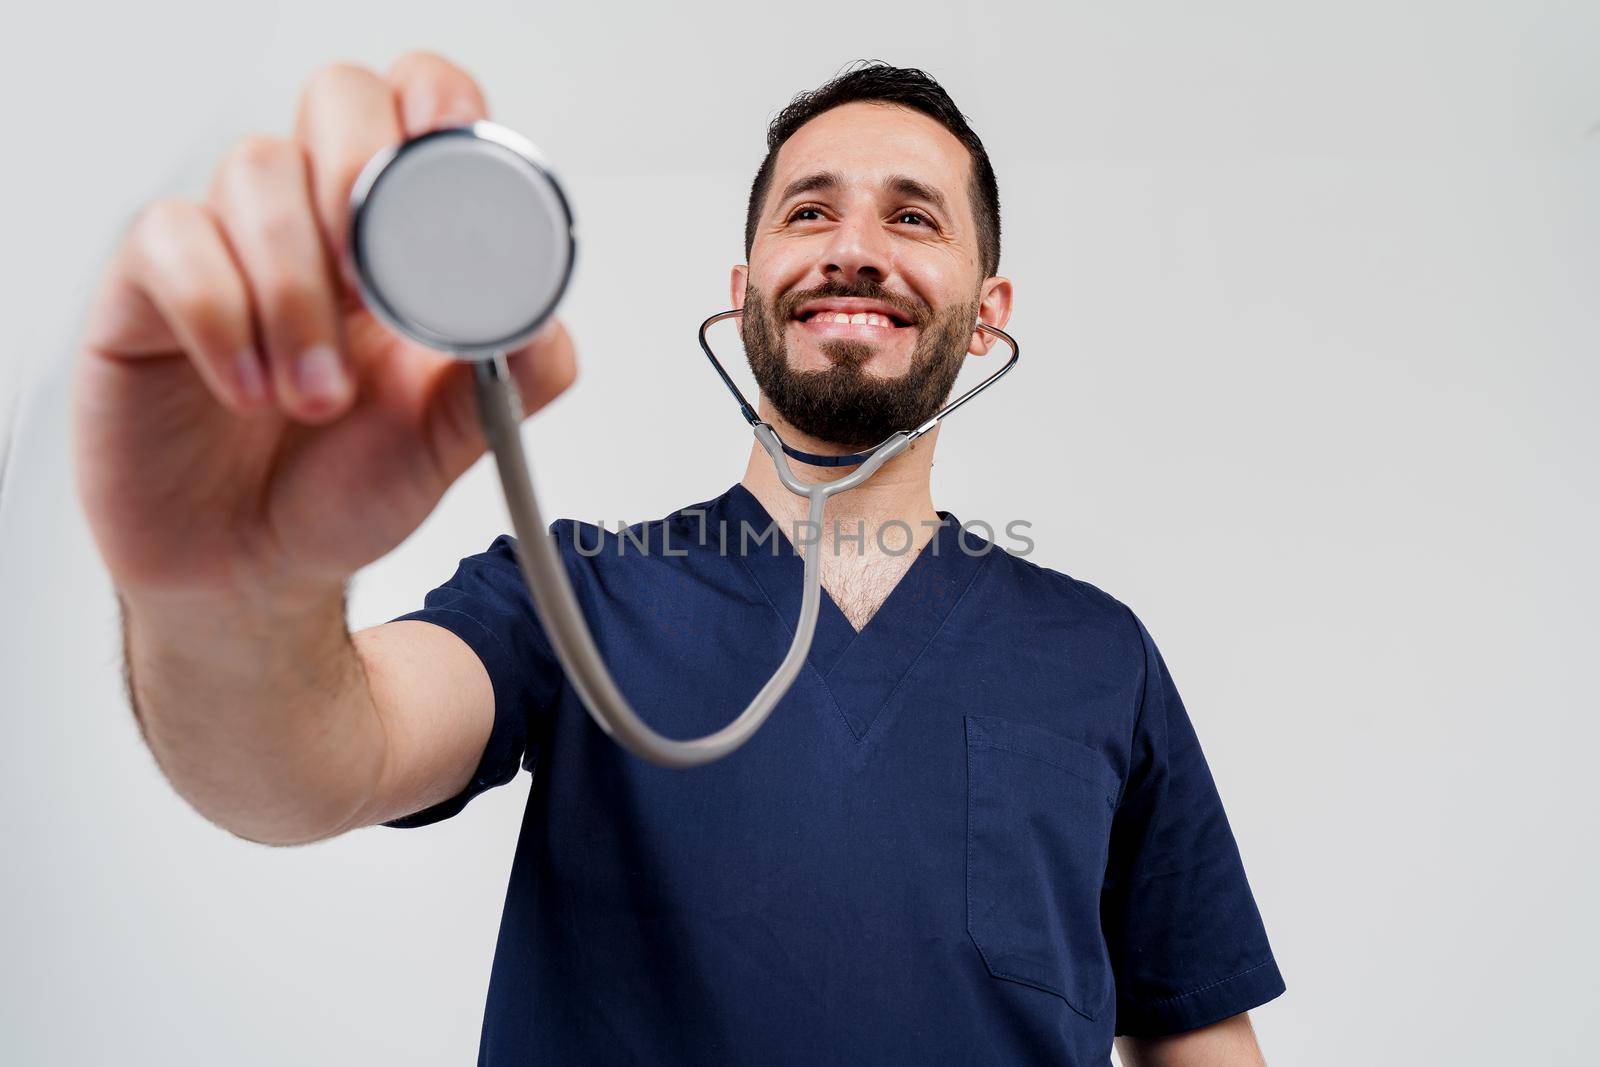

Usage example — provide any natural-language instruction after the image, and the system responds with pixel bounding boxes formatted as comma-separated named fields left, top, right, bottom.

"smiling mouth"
left=794, top=317, right=909, bottom=346
left=790, top=309, right=916, bottom=340
left=799, top=308, right=902, bottom=326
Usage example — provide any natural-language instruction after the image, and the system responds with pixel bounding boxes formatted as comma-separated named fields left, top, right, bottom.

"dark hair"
left=744, top=61, right=1002, bottom=279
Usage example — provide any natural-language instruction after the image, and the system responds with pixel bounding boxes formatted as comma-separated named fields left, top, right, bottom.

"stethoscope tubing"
left=473, top=349, right=905, bottom=768
left=472, top=310, right=1017, bottom=768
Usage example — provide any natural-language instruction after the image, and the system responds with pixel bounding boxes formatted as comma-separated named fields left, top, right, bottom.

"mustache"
left=774, top=281, right=928, bottom=327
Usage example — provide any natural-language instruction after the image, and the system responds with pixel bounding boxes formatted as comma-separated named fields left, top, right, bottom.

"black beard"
left=740, top=282, right=979, bottom=451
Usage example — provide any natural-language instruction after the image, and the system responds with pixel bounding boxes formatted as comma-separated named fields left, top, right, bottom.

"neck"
left=739, top=406, right=942, bottom=560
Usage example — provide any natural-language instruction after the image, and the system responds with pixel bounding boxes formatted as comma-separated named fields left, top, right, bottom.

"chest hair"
left=818, top=550, right=919, bottom=632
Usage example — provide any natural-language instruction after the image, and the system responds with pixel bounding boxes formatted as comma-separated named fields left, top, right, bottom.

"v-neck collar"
left=711, top=482, right=992, bottom=741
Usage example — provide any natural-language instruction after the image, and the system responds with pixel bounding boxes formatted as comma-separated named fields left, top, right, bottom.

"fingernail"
left=405, top=95, right=479, bottom=134
left=402, top=93, right=441, bottom=133
left=433, top=100, right=483, bottom=130
left=295, top=345, right=349, bottom=406
left=235, top=349, right=267, bottom=404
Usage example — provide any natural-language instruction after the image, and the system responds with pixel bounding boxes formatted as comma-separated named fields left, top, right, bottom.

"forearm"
left=119, top=586, right=387, bottom=846
left=1116, top=1012, right=1266, bottom=1066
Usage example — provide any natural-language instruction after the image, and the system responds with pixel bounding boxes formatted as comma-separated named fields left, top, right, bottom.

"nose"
left=818, top=210, right=892, bottom=286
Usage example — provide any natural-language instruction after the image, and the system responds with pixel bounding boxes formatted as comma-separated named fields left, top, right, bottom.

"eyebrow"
left=776, top=171, right=952, bottom=218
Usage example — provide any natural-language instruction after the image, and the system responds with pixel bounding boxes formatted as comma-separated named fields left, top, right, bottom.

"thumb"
left=419, top=317, right=578, bottom=484
left=504, top=317, right=579, bottom=419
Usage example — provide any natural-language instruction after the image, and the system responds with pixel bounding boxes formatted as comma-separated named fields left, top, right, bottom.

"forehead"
left=770, top=101, right=972, bottom=207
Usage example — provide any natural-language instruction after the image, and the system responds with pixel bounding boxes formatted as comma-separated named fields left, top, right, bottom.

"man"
left=75, top=53, right=1285, bottom=1065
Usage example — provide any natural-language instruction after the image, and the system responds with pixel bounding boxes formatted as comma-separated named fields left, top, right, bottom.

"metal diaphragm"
left=348, top=121, right=576, bottom=358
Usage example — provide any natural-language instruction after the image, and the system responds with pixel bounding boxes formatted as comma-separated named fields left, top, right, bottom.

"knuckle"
left=310, top=59, right=365, bottom=84
left=256, top=206, right=311, bottom=250
left=305, top=60, right=378, bottom=97
left=390, top=50, right=485, bottom=116
left=389, top=49, right=457, bottom=82
left=132, top=197, right=199, bottom=241
left=256, top=276, right=323, bottom=332
left=225, top=134, right=297, bottom=174
left=170, top=285, right=235, bottom=342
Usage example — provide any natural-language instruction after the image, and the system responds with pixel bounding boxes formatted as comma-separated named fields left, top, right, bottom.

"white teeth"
left=811, top=311, right=894, bottom=327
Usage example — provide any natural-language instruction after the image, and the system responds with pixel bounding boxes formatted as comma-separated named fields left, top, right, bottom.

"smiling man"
left=77, top=54, right=1284, bottom=1066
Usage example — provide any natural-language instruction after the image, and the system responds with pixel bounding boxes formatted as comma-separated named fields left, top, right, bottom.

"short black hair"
left=744, top=61, right=1002, bottom=280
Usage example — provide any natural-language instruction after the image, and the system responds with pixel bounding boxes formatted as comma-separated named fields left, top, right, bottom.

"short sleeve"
left=1101, top=613, right=1286, bottom=1036
left=381, top=534, right=564, bottom=829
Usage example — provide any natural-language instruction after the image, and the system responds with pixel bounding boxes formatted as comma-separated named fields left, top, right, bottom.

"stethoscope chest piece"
left=347, top=121, right=576, bottom=359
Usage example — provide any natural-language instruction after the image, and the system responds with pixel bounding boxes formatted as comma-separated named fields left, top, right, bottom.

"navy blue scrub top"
left=385, top=483, right=1285, bottom=1065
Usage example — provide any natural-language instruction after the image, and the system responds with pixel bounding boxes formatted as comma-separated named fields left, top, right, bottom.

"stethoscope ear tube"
left=697, top=309, right=1020, bottom=467
left=474, top=311, right=1018, bottom=768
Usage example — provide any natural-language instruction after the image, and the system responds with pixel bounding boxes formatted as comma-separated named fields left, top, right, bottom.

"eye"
left=896, top=210, right=933, bottom=227
left=786, top=204, right=826, bottom=223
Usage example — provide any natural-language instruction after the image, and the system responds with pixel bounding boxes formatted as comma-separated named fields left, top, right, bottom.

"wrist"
left=119, top=580, right=349, bottom=660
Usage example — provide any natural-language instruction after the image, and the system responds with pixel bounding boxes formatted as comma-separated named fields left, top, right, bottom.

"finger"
left=420, top=318, right=578, bottom=485
left=385, top=50, right=490, bottom=138
left=207, top=135, right=351, bottom=422
left=504, top=320, right=579, bottom=418
left=292, top=61, right=403, bottom=296
left=86, top=198, right=267, bottom=414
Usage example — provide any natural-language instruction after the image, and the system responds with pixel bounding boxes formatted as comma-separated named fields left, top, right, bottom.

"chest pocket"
left=965, top=715, right=1120, bottom=1021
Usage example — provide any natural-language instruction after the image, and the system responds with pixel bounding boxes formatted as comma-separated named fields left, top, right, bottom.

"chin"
left=789, top=333, right=905, bottom=378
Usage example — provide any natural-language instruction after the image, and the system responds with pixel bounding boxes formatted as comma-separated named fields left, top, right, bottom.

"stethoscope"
left=348, top=121, right=1018, bottom=769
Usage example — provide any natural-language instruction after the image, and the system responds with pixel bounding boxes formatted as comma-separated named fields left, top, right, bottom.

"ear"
left=968, top=275, right=1014, bottom=356
left=730, top=264, right=749, bottom=310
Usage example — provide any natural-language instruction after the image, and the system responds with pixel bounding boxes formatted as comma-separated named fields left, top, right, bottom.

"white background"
left=3, top=2, right=1597, bottom=1063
